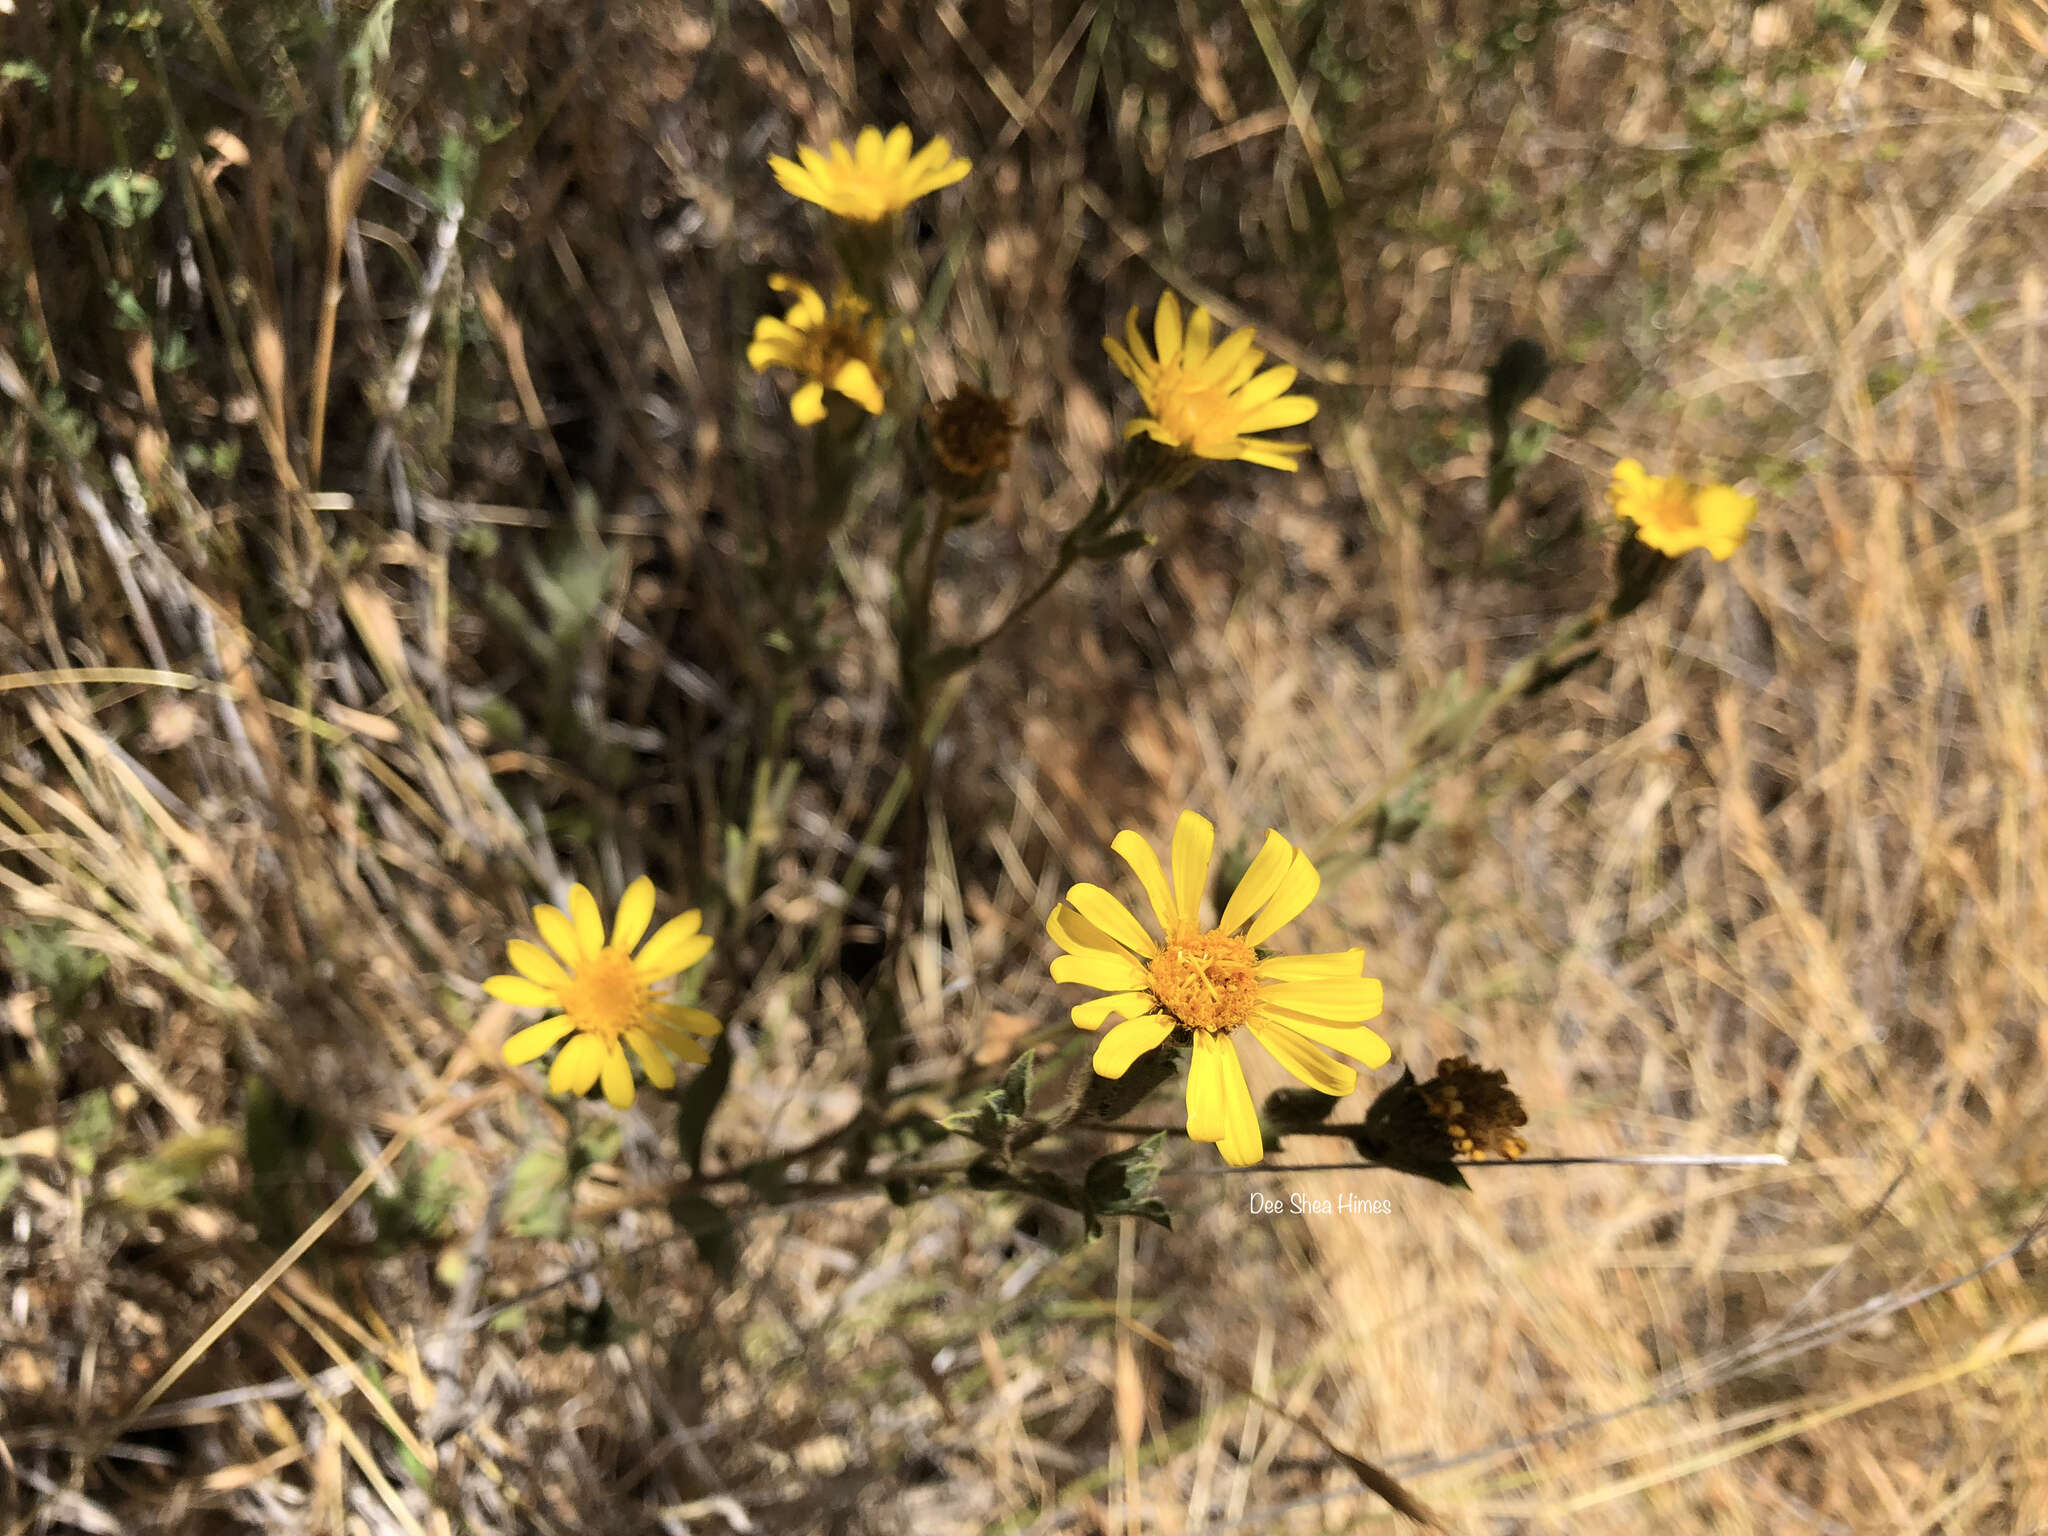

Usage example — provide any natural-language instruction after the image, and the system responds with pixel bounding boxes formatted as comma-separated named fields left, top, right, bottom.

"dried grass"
left=3, top=0, right=2047, bottom=1531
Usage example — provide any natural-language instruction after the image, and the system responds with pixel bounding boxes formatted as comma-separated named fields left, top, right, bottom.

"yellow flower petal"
left=1072, top=991, right=1157, bottom=1030
left=1111, top=829, right=1177, bottom=933
left=1047, top=902, right=1126, bottom=958
left=1253, top=1008, right=1391, bottom=1066
left=549, top=1032, right=605, bottom=1095
left=1169, top=810, right=1215, bottom=929
left=506, top=940, right=569, bottom=988
left=1051, top=951, right=1150, bottom=992
left=1186, top=1031, right=1229, bottom=1143
left=1257, top=978, right=1382, bottom=1021
left=1231, top=442, right=1308, bottom=472
left=484, top=974, right=556, bottom=1008
left=1247, top=1018, right=1357, bottom=1098
left=503, top=1016, right=574, bottom=1066
left=830, top=358, right=885, bottom=414
left=790, top=381, right=828, bottom=425
left=1213, top=1038, right=1264, bottom=1166
left=1093, top=1013, right=1176, bottom=1077
left=1216, top=829, right=1294, bottom=936
left=567, top=883, right=606, bottom=955
left=624, top=1029, right=677, bottom=1090
left=658, top=1004, right=723, bottom=1037
left=1064, top=883, right=1160, bottom=958
left=532, top=904, right=581, bottom=965
left=636, top=928, right=713, bottom=981
left=1154, top=290, right=1184, bottom=364
left=1255, top=948, right=1366, bottom=981
left=612, top=877, right=656, bottom=955
left=1241, top=850, right=1320, bottom=947
left=599, top=1042, right=636, bottom=1109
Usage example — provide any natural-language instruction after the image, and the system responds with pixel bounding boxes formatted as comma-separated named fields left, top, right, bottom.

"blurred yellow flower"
left=747, top=275, right=887, bottom=426
left=486, top=878, right=721, bottom=1110
left=1608, top=459, right=1756, bottom=560
left=1103, top=292, right=1318, bottom=472
left=768, top=124, right=971, bottom=223
left=1047, top=812, right=1389, bottom=1166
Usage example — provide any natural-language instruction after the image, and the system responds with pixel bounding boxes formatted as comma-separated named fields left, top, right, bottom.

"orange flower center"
left=1148, top=929, right=1260, bottom=1034
left=559, top=949, right=651, bottom=1042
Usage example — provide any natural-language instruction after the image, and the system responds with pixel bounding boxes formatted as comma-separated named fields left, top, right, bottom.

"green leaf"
left=504, top=1145, right=573, bottom=1238
left=1083, top=1131, right=1169, bottom=1212
left=60, top=1090, right=118, bottom=1175
left=943, top=1049, right=1037, bottom=1148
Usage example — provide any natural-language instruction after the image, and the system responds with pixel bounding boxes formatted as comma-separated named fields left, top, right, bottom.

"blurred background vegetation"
left=5, top=0, right=2048, bottom=1529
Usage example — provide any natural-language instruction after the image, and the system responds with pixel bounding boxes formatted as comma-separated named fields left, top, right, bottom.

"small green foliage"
left=367, top=1148, right=466, bottom=1245
left=504, top=1144, right=574, bottom=1239
left=944, top=1050, right=1036, bottom=1150
left=61, top=1089, right=119, bottom=1175
left=1080, top=1132, right=1171, bottom=1237
left=105, top=1125, right=241, bottom=1213
left=3, top=922, right=108, bottom=1017
left=80, top=169, right=164, bottom=228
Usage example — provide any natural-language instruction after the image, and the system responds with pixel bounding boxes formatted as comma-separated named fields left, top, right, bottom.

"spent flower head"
left=1104, top=292, right=1318, bottom=472
left=1420, top=1055, right=1528, bottom=1161
left=768, top=124, right=971, bottom=224
left=1047, top=811, right=1389, bottom=1166
left=747, top=276, right=886, bottom=427
left=486, top=878, right=722, bottom=1109
left=1608, top=459, right=1756, bottom=560
left=924, top=385, right=1017, bottom=506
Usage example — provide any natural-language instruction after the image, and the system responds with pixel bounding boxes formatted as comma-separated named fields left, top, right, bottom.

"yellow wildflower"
left=1047, top=812, right=1389, bottom=1166
left=768, top=124, right=971, bottom=223
left=1103, top=292, right=1318, bottom=471
left=747, top=275, right=887, bottom=426
left=1607, top=459, right=1756, bottom=560
left=486, top=878, right=721, bottom=1110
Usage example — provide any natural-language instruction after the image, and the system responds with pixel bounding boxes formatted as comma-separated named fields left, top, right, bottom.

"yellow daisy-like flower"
left=768, top=124, right=971, bottom=224
left=747, top=275, right=887, bottom=427
left=1607, top=459, right=1757, bottom=561
left=1103, top=291, right=1319, bottom=472
left=1047, top=811, right=1390, bottom=1166
left=486, top=878, right=722, bottom=1110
